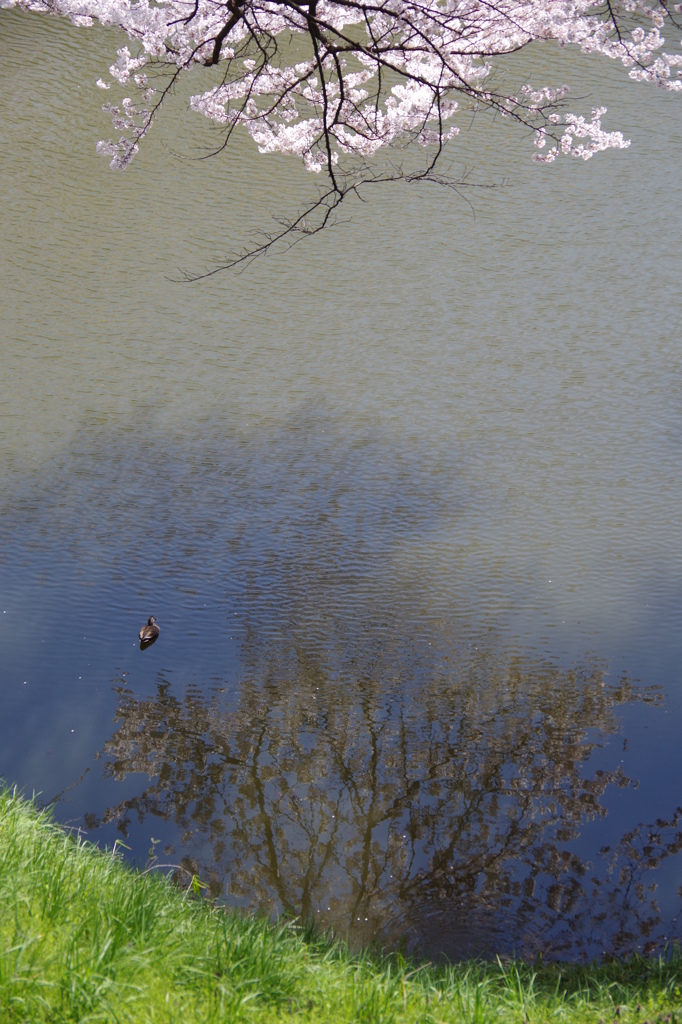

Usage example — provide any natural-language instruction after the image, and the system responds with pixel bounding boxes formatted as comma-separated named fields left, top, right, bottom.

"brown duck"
left=139, top=616, right=160, bottom=642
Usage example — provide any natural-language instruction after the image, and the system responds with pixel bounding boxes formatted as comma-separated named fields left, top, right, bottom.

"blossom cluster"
left=2, top=0, right=680, bottom=171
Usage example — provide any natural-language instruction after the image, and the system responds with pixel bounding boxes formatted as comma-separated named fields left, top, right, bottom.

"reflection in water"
left=3, top=9, right=682, bottom=970
left=83, top=651, right=678, bottom=961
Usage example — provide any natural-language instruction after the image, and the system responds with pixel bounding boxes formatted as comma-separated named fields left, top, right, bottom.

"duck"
left=139, top=616, right=160, bottom=642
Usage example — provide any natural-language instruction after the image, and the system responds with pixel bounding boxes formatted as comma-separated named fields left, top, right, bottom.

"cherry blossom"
left=4, top=0, right=679, bottom=266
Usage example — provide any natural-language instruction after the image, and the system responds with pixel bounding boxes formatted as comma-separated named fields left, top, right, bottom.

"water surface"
left=1, top=9, right=682, bottom=960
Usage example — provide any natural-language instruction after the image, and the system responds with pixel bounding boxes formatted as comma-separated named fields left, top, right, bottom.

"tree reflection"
left=84, top=649, right=679, bottom=960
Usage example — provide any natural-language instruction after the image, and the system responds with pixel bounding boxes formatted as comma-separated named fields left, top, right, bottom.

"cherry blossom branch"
left=2, top=0, right=681, bottom=267
left=179, top=159, right=500, bottom=277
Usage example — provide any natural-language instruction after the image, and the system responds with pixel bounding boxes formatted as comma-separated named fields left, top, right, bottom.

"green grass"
left=1, top=786, right=681, bottom=1023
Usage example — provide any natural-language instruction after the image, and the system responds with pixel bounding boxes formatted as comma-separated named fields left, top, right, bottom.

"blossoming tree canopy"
left=3, top=0, right=681, bottom=176
left=4, top=0, right=681, bottom=268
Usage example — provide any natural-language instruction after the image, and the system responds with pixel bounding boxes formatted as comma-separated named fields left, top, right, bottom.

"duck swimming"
left=139, top=616, right=160, bottom=643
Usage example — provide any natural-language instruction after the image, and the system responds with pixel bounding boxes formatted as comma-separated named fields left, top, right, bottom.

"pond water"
left=2, top=8, right=682, bottom=962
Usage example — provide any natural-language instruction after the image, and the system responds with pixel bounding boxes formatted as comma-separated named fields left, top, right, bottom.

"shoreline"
left=1, top=784, right=680, bottom=1023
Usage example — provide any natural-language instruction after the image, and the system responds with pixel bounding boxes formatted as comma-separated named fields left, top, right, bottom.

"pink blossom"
left=2, top=0, right=678, bottom=172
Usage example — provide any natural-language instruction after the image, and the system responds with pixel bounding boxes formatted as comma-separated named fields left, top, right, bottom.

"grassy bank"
left=0, top=788, right=680, bottom=1023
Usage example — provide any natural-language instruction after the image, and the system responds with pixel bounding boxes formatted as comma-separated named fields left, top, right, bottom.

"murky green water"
left=1, top=9, right=682, bottom=960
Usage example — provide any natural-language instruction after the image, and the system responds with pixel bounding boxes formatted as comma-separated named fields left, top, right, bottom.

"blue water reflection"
left=2, top=414, right=682, bottom=960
